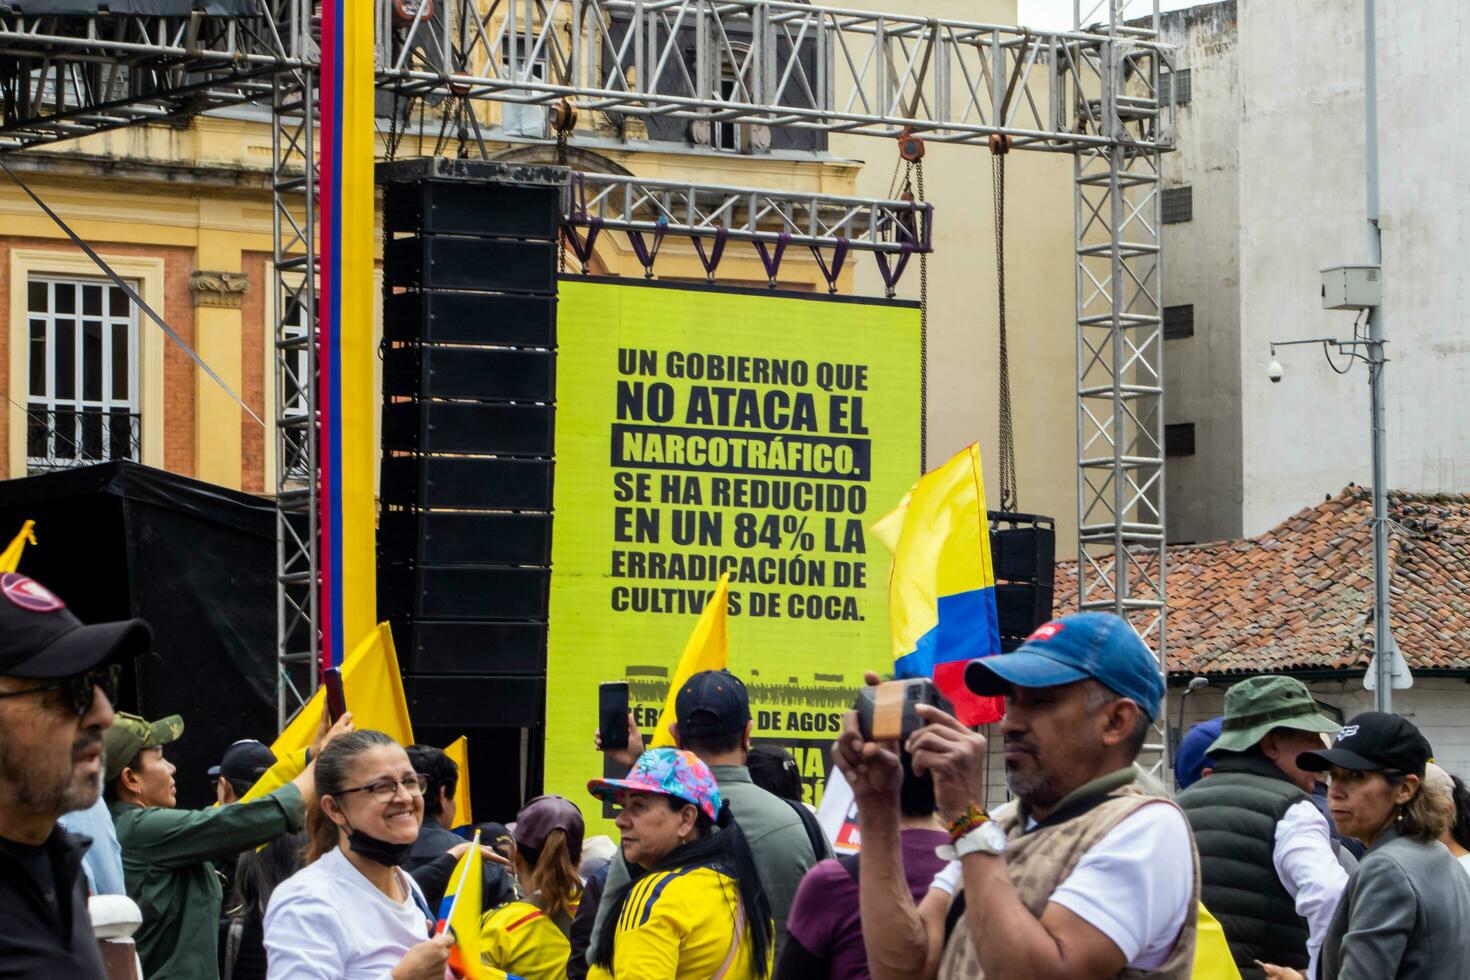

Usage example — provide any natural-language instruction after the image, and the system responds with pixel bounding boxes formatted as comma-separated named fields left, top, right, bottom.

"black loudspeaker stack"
left=989, top=512, right=1056, bottom=651
left=377, top=159, right=568, bottom=812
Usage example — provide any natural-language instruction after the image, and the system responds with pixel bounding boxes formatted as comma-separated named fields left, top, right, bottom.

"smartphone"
left=854, top=678, right=952, bottom=742
left=599, top=681, right=630, bottom=751
left=323, top=666, right=347, bottom=723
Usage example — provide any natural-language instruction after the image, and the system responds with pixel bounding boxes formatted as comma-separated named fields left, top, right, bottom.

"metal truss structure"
left=0, top=0, right=1173, bottom=769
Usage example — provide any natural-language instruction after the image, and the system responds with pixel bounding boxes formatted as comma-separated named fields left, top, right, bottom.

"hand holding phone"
left=323, top=667, right=347, bottom=723
left=598, top=682, right=630, bottom=750
left=854, top=678, right=952, bottom=742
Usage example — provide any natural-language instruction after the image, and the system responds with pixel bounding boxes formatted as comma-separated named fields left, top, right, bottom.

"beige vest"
left=938, top=768, right=1200, bottom=980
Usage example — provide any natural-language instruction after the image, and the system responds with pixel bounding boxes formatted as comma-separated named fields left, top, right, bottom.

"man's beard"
left=0, top=729, right=104, bottom=815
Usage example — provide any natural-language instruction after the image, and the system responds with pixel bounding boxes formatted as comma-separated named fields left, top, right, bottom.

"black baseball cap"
left=674, top=670, right=751, bottom=738
left=1297, top=711, right=1432, bottom=777
left=209, top=739, right=278, bottom=784
left=0, top=573, right=151, bottom=680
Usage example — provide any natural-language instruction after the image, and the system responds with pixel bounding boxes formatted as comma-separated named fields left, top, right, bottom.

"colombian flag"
left=436, top=831, right=492, bottom=979
left=872, top=444, right=1003, bottom=726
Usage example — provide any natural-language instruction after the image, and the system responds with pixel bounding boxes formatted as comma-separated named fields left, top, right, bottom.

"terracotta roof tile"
left=1054, top=487, right=1470, bottom=676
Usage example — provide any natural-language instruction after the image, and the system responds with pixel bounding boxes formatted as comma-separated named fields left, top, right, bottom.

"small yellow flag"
left=240, top=622, right=415, bottom=803
left=444, top=736, right=473, bottom=830
left=1193, top=902, right=1243, bottom=980
left=439, top=829, right=490, bottom=979
left=649, top=573, right=730, bottom=749
left=0, top=520, right=37, bottom=573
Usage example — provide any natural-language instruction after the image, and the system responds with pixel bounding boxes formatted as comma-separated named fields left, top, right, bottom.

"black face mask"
left=345, top=826, right=414, bottom=867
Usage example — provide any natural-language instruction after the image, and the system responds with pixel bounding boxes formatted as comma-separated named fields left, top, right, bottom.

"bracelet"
left=945, top=801, right=989, bottom=841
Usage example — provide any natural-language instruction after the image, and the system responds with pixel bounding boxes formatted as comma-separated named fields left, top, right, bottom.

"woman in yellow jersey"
left=586, top=748, right=774, bottom=980
left=480, top=794, right=586, bottom=980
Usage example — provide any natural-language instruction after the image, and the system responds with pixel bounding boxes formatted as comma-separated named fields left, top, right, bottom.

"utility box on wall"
left=1320, top=265, right=1382, bottom=310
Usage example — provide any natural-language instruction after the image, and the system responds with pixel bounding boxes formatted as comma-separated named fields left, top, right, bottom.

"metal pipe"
left=1363, top=0, right=1392, bottom=711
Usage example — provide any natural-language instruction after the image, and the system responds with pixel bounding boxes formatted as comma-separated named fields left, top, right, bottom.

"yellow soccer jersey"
left=480, top=899, right=574, bottom=980
left=587, top=866, right=772, bottom=980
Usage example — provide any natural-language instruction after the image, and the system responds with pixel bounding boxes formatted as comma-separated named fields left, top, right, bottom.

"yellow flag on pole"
left=240, top=622, right=414, bottom=803
left=444, top=736, right=473, bottom=830
left=0, top=520, right=37, bottom=572
left=649, top=573, right=730, bottom=749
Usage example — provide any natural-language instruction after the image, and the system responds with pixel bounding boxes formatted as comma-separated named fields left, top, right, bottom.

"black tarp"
left=0, top=461, right=276, bottom=809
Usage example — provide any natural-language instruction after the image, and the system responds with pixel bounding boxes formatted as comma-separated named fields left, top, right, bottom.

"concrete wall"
left=1236, top=0, right=1470, bottom=535
left=836, top=0, right=1081, bottom=559
left=1161, top=2, right=1243, bottom=544
left=1163, top=0, right=1470, bottom=540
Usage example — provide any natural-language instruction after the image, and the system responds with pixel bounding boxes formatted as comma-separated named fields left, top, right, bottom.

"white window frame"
left=24, top=276, right=140, bottom=472
left=7, top=250, right=165, bottom=478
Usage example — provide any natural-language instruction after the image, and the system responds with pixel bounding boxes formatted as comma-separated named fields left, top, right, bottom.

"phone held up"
left=854, top=677, right=952, bottom=743
left=598, top=681, right=630, bottom=751
left=323, top=666, right=346, bottom=723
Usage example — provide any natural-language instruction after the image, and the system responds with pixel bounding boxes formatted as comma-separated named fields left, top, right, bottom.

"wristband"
left=945, top=801, right=989, bottom=841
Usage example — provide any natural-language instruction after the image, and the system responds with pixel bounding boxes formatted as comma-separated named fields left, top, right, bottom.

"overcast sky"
left=1016, top=0, right=1198, bottom=30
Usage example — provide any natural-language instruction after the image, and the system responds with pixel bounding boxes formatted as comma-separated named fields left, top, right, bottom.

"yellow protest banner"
left=547, top=280, right=920, bottom=829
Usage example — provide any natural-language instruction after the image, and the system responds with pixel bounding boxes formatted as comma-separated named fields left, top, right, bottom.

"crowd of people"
left=5, top=570, right=1470, bottom=979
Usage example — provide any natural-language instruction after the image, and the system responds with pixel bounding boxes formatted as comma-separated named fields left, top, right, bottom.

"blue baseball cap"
left=963, top=612, right=1165, bottom=720
left=1175, top=717, right=1223, bottom=789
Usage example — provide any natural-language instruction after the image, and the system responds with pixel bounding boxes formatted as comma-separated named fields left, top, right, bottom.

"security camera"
left=1267, top=359, right=1284, bottom=383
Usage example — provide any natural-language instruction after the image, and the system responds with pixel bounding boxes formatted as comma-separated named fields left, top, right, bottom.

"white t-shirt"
left=1459, top=853, right=1470, bottom=877
left=929, top=801, right=1195, bottom=970
left=264, top=846, right=437, bottom=979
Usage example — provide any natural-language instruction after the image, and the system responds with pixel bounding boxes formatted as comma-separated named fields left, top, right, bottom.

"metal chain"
left=557, top=127, right=570, bottom=274
left=993, top=151, right=1017, bottom=511
left=916, top=159, right=929, bottom=474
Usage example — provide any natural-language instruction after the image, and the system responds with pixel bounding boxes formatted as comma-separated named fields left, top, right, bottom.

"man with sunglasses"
left=0, top=572, right=152, bottom=977
left=105, top=697, right=349, bottom=979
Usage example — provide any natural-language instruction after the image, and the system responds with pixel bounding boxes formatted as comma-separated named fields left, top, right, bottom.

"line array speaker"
left=989, top=512, right=1057, bottom=651
left=377, top=159, right=567, bottom=775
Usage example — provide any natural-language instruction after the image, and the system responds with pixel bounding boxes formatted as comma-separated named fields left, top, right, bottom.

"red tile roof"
left=1054, top=487, right=1470, bottom=676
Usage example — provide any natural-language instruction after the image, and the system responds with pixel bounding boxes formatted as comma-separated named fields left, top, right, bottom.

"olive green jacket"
left=110, top=784, right=305, bottom=980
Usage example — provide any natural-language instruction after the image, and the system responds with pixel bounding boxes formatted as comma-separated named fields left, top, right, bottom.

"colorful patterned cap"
left=587, top=747, right=723, bottom=822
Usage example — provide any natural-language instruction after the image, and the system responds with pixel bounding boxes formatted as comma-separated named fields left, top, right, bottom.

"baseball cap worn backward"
left=1206, top=675, right=1341, bottom=754
left=962, top=612, right=1166, bottom=720
left=674, top=669, right=752, bottom=739
left=587, top=747, right=723, bottom=822
left=211, top=739, right=277, bottom=783
left=1297, top=711, right=1433, bottom=777
left=0, top=573, right=152, bottom=680
left=514, top=794, right=586, bottom=852
left=104, top=712, right=184, bottom=784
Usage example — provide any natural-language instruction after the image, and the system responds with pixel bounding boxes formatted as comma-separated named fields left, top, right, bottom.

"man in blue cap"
left=835, top=612, right=1200, bottom=980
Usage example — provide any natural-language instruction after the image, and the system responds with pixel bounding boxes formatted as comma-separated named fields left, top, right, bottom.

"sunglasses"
left=0, top=663, right=122, bottom=716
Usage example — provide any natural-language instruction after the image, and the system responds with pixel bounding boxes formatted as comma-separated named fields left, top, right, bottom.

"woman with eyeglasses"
left=264, top=730, right=484, bottom=979
left=1258, top=713, right=1470, bottom=980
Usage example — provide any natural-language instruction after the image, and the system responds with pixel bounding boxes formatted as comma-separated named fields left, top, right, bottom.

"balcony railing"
left=26, top=407, right=141, bottom=473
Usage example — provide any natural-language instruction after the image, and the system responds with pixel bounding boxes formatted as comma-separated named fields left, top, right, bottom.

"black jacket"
left=404, top=819, right=515, bottom=911
left=0, top=826, right=107, bottom=979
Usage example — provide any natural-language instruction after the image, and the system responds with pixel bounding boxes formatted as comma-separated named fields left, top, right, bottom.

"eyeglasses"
left=0, top=663, right=122, bottom=716
left=338, top=773, right=430, bottom=804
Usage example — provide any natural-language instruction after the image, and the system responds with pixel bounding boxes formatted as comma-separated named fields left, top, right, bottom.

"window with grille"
left=1162, top=186, right=1193, bottom=224
left=1163, top=304, right=1195, bottom=339
left=1164, top=422, right=1196, bottom=457
left=1159, top=68, right=1192, bottom=106
left=501, top=37, right=548, bottom=138
left=26, top=277, right=140, bottom=473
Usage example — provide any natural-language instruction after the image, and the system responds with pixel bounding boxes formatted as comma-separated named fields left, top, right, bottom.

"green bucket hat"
left=1208, top=676, right=1339, bottom=754
left=104, top=711, right=184, bottom=783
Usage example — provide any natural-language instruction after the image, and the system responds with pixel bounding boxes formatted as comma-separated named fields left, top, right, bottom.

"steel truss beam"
left=0, top=5, right=299, bottom=149
left=565, top=170, right=929, bottom=288
left=1072, top=0, right=1168, bottom=778
left=379, top=0, right=1172, bottom=150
